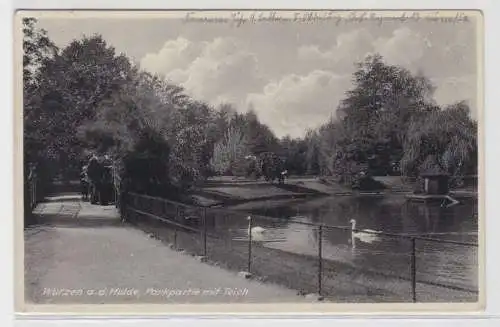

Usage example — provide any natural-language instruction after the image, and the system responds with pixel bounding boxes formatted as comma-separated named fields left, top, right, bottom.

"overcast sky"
left=35, top=11, right=479, bottom=138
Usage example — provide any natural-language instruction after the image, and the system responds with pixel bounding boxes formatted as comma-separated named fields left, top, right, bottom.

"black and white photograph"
left=18, top=10, right=482, bottom=311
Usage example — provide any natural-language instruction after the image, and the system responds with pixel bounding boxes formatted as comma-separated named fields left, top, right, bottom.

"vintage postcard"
left=15, top=9, right=484, bottom=315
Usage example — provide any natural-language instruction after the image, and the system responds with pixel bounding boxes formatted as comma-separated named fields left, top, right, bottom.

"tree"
left=80, top=68, right=176, bottom=192
left=122, top=124, right=171, bottom=195
left=23, top=26, right=287, bottom=197
left=308, top=53, right=442, bottom=184
left=242, top=106, right=280, bottom=155
left=316, top=118, right=344, bottom=176
left=336, top=54, right=437, bottom=176
left=258, top=152, right=283, bottom=183
left=299, top=53, right=479, bottom=190
left=27, top=34, right=133, bottom=180
left=304, top=129, right=321, bottom=175
left=169, top=124, right=210, bottom=188
left=210, top=126, right=249, bottom=176
left=23, top=18, right=60, bottom=206
left=209, top=104, right=233, bottom=143
left=23, top=18, right=58, bottom=162
left=401, top=101, right=477, bottom=180
left=279, top=136, right=307, bottom=176
left=23, top=17, right=58, bottom=90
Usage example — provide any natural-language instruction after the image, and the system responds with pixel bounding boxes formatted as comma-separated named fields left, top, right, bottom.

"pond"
left=219, top=194, right=479, bottom=292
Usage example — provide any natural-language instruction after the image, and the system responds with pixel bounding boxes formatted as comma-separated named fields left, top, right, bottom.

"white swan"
left=249, top=226, right=266, bottom=236
left=349, top=219, right=380, bottom=244
left=246, top=216, right=267, bottom=241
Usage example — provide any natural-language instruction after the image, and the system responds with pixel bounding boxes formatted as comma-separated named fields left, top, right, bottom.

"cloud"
left=298, top=27, right=432, bottom=73
left=140, top=37, right=202, bottom=77
left=140, top=26, right=477, bottom=137
left=372, top=27, right=431, bottom=68
left=246, top=70, right=350, bottom=138
left=141, top=37, right=263, bottom=105
left=298, top=28, right=374, bottom=73
left=432, top=75, right=478, bottom=119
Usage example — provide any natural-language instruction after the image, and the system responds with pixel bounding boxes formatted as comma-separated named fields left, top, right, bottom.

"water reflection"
left=223, top=194, right=478, bottom=291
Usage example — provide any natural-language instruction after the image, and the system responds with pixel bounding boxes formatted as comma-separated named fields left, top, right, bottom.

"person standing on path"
left=80, top=165, right=89, bottom=201
left=87, top=154, right=102, bottom=204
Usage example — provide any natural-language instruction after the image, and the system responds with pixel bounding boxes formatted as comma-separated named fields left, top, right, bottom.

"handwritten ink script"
left=184, top=11, right=470, bottom=27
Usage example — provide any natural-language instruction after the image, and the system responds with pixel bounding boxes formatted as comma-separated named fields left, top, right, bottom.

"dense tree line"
left=23, top=18, right=478, bottom=201
left=23, top=18, right=284, bottom=200
left=308, top=54, right=477, bottom=187
left=277, top=54, right=478, bottom=188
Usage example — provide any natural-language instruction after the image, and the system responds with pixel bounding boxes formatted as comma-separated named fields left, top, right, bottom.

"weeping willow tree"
left=401, top=100, right=477, bottom=180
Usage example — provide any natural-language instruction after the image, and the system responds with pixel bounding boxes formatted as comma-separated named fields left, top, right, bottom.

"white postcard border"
left=2, top=0, right=499, bottom=325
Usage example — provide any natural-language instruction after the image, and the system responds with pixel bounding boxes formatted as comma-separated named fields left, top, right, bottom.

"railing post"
left=173, top=204, right=179, bottom=247
left=318, top=225, right=323, bottom=296
left=411, top=237, right=417, bottom=303
left=33, top=178, right=37, bottom=206
left=203, top=208, right=207, bottom=257
left=224, top=214, right=230, bottom=249
left=30, top=179, right=34, bottom=208
left=156, top=197, right=161, bottom=216
left=33, top=179, right=36, bottom=207
left=29, top=183, right=32, bottom=209
left=116, top=185, right=120, bottom=209
left=173, top=228, right=178, bottom=248
left=247, top=215, right=253, bottom=273
left=121, top=192, right=125, bottom=221
left=31, top=182, right=34, bottom=208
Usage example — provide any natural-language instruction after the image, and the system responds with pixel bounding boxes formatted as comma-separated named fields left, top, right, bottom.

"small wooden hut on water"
left=420, top=165, right=449, bottom=195
left=406, top=156, right=459, bottom=206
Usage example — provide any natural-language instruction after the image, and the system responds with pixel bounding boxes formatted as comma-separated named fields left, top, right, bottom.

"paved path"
left=24, top=194, right=304, bottom=304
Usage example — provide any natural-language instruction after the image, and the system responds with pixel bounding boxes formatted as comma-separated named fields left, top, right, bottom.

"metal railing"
left=122, top=192, right=479, bottom=303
